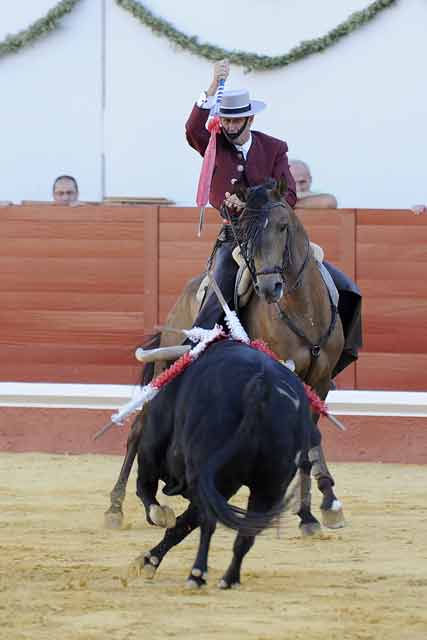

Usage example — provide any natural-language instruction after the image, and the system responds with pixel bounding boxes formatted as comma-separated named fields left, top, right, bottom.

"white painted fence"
left=1, top=383, right=427, bottom=418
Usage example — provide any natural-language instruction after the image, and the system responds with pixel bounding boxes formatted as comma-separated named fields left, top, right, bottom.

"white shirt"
left=234, top=136, right=252, bottom=160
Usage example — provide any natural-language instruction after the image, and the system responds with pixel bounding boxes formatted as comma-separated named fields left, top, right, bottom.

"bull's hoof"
left=104, top=507, right=124, bottom=529
left=149, top=504, right=176, bottom=529
left=299, top=520, right=322, bottom=537
left=321, top=500, right=345, bottom=529
left=143, top=552, right=159, bottom=579
left=128, top=552, right=159, bottom=579
left=186, top=568, right=207, bottom=589
left=128, top=554, right=145, bottom=578
left=218, top=579, right=240, bottom=590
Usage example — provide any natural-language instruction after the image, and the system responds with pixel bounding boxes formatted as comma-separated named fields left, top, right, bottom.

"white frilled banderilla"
left=92, top=273, right=345, bottom=441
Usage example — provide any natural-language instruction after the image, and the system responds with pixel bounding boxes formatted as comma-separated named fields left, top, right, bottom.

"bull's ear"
left=276, top=177, right=288, bottom=197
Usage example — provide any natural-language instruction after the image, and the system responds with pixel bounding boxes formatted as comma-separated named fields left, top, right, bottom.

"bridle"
left=222, top=200, right=311, bottom=294
left=221, top=198, right=338, bottom=373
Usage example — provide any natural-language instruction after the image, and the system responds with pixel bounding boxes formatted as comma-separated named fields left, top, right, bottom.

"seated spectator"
left=52, top=175, right=79, bottom=205
left=412, top=204, right=426, bottom=215
left=289, top=160, right=337, bottom=209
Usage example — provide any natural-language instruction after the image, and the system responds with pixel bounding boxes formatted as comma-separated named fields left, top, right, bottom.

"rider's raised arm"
left=185, top=60, right=230, bottom=157
left=185, top=105, right=211, bottom=157
left=272, top=141, right=297, bottom=208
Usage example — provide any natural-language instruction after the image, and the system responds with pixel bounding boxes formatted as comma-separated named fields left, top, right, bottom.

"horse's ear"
left=235, top=185, right=248, bottom=202
left=276, top=177, right=288, bottom=198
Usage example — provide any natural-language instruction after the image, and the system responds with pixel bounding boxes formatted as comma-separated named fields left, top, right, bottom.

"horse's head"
left=236, top=178, right=300, bottom=303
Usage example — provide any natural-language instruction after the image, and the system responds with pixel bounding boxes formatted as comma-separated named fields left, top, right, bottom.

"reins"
left=220, top=202, right=258, bottom=283
left=222, top=200, right=311, bottom=295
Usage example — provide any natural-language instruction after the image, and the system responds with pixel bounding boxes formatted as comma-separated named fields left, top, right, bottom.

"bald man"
left=412, top=204, right=426, bottom=214
left=290, top=160, right=337, bottom=209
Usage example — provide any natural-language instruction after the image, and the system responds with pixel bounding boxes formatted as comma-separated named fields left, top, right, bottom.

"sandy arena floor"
left=1, top=452, right=427, bottom=640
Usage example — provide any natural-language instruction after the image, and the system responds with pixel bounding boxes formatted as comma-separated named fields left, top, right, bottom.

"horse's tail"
left=197, top=374, right=290, bottom=535
left=138, top=332, right=161, bottom=386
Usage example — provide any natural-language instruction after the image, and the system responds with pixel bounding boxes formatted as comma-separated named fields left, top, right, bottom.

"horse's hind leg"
left=309, top=443, right=345, bottom=529
left=104, top=412, right=144, bottom=529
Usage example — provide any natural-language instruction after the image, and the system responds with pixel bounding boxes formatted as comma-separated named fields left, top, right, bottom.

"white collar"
left=234, top=134, right=252, bottom=159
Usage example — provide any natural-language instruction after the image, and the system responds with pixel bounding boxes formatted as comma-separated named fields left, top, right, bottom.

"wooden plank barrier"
left=0, top=205, right=148, bottom=384
left=356, top=210, right=427, bottom=390
left=0, top=205, right=426, bottom=391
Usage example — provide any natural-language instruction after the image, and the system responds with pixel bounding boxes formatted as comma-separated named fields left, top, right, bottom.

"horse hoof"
left=321, top=501, right=345, bottom=529
left=149, top=504, right=176, bottom=528
left=299, top=521, right=322, bottom=537
left=104, top=508, right=124, bottom=529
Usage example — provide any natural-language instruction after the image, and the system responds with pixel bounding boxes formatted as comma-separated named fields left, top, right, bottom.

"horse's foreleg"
left=104, top=412, right=144, bottom=529
left=295, top=455, right=321, bottom=537
left=309, top=443, right=345, bottom=529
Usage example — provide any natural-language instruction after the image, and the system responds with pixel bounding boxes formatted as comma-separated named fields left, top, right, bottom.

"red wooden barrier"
left=356, top=210, right=427, bottom=390
left=0, top=205, right=426, bottom=391
left=0, top=205, right=147, bottom=384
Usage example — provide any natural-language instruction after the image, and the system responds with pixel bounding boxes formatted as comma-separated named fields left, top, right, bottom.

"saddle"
left=196, top=242, right=335, bottom=310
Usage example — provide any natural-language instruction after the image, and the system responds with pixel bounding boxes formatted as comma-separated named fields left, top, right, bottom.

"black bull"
left=134, top=339, right=322, bottom=589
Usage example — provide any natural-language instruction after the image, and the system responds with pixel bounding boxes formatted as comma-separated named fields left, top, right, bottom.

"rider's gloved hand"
left=207, top=59, right=230, bottom=97
left=224, top=192, right=245, bottom=212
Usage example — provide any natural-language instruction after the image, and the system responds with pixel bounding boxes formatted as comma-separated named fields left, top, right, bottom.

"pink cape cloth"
left=196, top=116, right=221, bottom=207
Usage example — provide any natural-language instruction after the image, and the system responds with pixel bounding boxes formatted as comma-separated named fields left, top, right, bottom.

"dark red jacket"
left=185, top=104, right=297, bottom=211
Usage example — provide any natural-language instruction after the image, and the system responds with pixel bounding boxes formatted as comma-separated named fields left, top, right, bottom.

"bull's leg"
left=187, top=514, right=216, bottom=589
left=219, top=533, right=255, bottom=589
left=104, top=413, right=144, bottom=529
left=136, top=459, right=176, bottom=530
left=295, top=456, right=322, bottom=537
left=130, top=504, right=200, bottom=580
left=219, top=492, right=264, bottom=589
left=309, top=443, right=345, bottom=529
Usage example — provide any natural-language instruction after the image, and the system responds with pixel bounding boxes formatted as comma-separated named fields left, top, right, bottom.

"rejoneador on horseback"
left=104, top=59, right=362, bottom=533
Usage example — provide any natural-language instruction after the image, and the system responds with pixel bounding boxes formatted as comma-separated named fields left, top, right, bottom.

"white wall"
left=1, top=0, right=426, bottom=207
left=0, top=0, right=103, bottom=202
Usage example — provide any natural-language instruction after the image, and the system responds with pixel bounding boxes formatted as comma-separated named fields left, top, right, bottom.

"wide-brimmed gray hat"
left=217, top=89, right=266, bottom=118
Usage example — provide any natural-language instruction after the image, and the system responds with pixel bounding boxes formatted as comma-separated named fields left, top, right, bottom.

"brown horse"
left=105, top=179, right=345, bottom=534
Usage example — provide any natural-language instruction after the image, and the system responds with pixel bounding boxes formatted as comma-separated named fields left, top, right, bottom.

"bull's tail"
left=197, top=374, right=292, bottom=536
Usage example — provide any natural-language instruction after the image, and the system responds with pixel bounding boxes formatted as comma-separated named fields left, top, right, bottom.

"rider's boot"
left=192, top=238, right=238, bottom=330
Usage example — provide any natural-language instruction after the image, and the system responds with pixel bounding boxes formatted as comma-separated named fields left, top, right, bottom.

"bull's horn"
left=134, top=345, right=191, bottom=363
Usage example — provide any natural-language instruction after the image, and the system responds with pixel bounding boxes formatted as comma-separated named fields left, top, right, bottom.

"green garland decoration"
left=115, top=0, right=398, bottom=71
left=0, top=0, right=82, bottom=59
